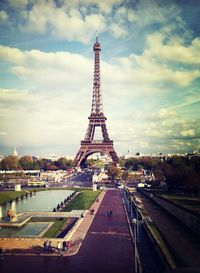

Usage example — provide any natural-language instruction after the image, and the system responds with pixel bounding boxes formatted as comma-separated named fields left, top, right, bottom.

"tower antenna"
left=96, top=30, right=99, bottom=42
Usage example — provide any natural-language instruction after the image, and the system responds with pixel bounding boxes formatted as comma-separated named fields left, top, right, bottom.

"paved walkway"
left=0, top=190, right=135, bottom=273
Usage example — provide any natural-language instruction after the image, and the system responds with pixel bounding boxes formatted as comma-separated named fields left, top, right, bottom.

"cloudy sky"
left=0, top=0, right=200, bottom=157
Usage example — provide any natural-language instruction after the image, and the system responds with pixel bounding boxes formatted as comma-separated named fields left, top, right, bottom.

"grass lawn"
left=63, top=190, right=101, bottom=212
left=0, top=191, right=28, bottom=205
left=30, top=217, right=68, bottom=238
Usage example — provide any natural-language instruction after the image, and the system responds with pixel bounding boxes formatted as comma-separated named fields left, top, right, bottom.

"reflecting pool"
left=0, top=222, right=52, bottom=237
left=1, top=190, right=74, bottom=215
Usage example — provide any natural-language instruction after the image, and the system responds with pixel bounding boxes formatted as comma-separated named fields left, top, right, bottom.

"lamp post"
left=132, top=218, right=138, bottom=273
left=132, top=217, right=152, bottom=273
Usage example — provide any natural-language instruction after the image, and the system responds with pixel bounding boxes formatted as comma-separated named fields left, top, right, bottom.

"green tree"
left=107, top=164, right=122, bottom=180
left=122, top=170, right=129, bottom=180
left=55, top=158, right=73, bottom=170
left=19, top=156, right=34, bottom=170
left=0, top=156, right=21, bottom=170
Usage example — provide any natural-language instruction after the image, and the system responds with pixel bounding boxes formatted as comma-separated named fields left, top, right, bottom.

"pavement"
left=0, top=189, right=135, bottom=273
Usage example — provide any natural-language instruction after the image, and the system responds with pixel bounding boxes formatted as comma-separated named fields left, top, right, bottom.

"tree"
left=107, top=164, right=122, bottom=180
left=55, top=158, right=73, bottom=170
left=19, top=156, right=36, bottom=170
left=37, top=159, right=57, bottom=171
left=124, top=158, right=138, bottom=170
left=122, top=170, right=129, bottom=180
left=0, top=156, right=21, bottom=170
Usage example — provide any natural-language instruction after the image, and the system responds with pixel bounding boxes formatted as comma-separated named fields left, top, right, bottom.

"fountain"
left=3, top=201, right=17, bottom=222
left=7, top=209, right=16, bottom=221
left=0, top=206, right=2, bottom=220
left=0, top=202, right=31, bottom=227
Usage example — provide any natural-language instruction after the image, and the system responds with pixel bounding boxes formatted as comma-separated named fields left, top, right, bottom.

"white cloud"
left=20, top=1, right=106, bottom=43
left=180, top=129, right=195, bottom=137
left=147, top=108, right=178, bottom=122
left=0, top=88, right=35, bottom=103
left=145, top=33, right=200, bottom=64
left=62, top=0, right=123, bottom=13
left=0, top=45, right=25, bottom=64
left=109, top=23, right=128, bottom=38
left=8, top=0, right=28, bottom=9
left=113, top=31, right=200, bottom=87
left=0, top=11, right=8, bottom=23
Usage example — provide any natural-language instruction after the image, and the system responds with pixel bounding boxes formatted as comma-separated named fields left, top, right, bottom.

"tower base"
left=74, top=140, right=119, bottom=167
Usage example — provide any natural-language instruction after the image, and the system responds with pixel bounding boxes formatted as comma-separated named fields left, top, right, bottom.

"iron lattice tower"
left=74, top=35, right=119, bottom=167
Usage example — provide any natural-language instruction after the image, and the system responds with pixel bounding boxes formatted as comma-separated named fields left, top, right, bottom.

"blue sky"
left=0, top=0, right=200, bottom=157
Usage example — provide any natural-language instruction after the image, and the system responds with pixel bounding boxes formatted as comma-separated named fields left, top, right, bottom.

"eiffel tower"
left=74, top=35, right=119, bottom=167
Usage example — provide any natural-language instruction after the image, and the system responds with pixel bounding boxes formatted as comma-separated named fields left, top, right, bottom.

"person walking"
left=43, top=240, right=48, bottom=251
left=48, top=240, right=52, bottom=252
left=62, top=240, right=67, bottom=252
left=57, top=241, right=62, bottom=254
left=106, top=209, right=110, bottom=216
left=0, top=247, right=4, bottom=260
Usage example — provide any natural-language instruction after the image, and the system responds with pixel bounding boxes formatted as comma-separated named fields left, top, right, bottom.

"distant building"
left=12, top=147, right=18, bottom=157
left=15, top=184, right=21, bottom=191
left=34, top=154, right=74, bottom=161
left=124, top=151, right=144, bottom=159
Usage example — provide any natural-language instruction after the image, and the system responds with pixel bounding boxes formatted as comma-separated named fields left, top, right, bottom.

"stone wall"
left=140, top=189, right=200, bottom=237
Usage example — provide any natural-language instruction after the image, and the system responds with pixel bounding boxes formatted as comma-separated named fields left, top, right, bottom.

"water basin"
left=0, top=222, right=53, bottom=237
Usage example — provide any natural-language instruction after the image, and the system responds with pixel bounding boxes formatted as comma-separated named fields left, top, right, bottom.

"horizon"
left=0, top=147, right=199, bottom=158
left=0, top=0, right=200, bottom=157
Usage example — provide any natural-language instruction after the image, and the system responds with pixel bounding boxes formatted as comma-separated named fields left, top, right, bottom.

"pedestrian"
left=110, top=209, right=113, bottom=216
left=0, top=247, right=4, bottom=260
left=106, top=209, right=110, bottom=216
left=57, top=241, right=62, bottom=254
left=62, top=240, right=67, bottom=252
left=48, top=240, right=52, bottom=252
left=96, top=198, right=99, bottom=202
left=43, top=240, right=48, bottom=251
left=67, top=241, right=70, bottom=251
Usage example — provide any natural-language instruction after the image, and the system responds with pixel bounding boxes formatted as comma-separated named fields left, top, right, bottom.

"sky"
left=0, top=0, right=200, bottom=157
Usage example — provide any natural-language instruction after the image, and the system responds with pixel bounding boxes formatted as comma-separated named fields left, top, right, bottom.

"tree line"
left=0, top=155, right=74, bottom=171
left=108, top=155, right=200, bottom=194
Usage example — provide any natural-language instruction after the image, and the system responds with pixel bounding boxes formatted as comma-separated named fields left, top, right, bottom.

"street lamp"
left=132, top=218, right=138, bottom=273
left=132, top=217, right=152, bottom=273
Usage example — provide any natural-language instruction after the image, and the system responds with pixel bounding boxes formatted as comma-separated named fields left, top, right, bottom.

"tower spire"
left=91, top=31, right=102, bottom=116
left=96, top=30, right=99, bottom=42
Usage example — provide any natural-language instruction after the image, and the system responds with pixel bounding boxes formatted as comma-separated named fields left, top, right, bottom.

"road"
left=46, top=171, right=93, bottom=188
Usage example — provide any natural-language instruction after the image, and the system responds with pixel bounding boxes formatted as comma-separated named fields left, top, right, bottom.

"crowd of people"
left=43, top=240, right=70, bottom=254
